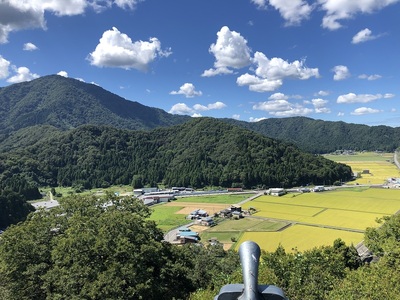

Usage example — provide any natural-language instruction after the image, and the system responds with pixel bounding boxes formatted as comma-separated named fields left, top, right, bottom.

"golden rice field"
left=235, top=188, right=400, bottom=252
left=239, top=225, right=364, bottom=252
left=325, top=152, right=400, bottom=185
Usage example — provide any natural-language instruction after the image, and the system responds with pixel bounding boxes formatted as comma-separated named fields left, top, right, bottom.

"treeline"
left=0, top=118, right=352, bottom=191
left=227, top=116, right=400, bottom=153
left=1, top=193, right=399, bottom=300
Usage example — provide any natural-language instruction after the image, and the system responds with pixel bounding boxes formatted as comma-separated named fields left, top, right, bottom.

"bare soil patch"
left=165, top=201, right=229, bottom=215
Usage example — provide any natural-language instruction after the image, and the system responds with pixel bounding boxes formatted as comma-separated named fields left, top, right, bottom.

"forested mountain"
left=0, top=118, right=352, bottom=191
left=1, top=75, right=399, bottom=154
left=226, top=117, right=400, bottom=153
left=0, top=75, right=189, bottom=135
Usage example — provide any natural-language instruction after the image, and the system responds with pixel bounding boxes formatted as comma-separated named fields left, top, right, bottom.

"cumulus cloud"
left=237, top=51, right=319, bottom=92
left=352, top=28, right=380, bottom=44
left=193, top=102, right=226, bottom=111
left=202, top=26, right=252, bottom=77
left=337, top=93, right=394, bottom=104
left=315, top=90, right=329, bottom=96
left=319, top=0, right=400, bottom=30
left=332, top=65, right=350, bottom=81
left=236, top=73, right=283, bottom=92
left=311, top=98, right=331, bottom=113
left=252, top=92, right=313, bottom=117
left=351, top=107, right=382, bottom=115
left=7, top=66, right=39, bottom=83
left=268, top=0, right=314, bottom=25
left=169, top=101, right=227, bottom=116
left=57, top=71, right=68, bottom=77
left=0, top=55, right=11, bottom=79
left=0, top=0, right=143, bottom=44
left=170, top=83, right=202, bottom=98
left=358, top=74, right=382, bottom=80
left=88, top=27, right=171, bottom=71
left=250, top=0, right=313, bottom=25
left=232, top=114, right=241, bottom=120
left=23, top=42, right=38, bottom=51
left=169, top=103, right=194, bottom=115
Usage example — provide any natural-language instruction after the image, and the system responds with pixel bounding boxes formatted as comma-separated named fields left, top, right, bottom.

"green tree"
left=0, top=193, right=193, bottom=300
left=0, top=190, right=34, bottom=229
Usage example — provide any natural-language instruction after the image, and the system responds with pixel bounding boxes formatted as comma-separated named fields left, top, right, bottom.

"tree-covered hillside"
left=0, top=118, right=352, bottom=191
left=226, top=117, right=400, bottom=153
left=0, top=75, right=189, bottom=135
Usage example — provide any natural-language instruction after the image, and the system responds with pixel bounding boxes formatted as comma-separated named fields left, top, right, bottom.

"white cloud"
left=253, top=99, right=292, bottom=111
left=358, top=74, right=382, bottom=80
left=6, top=66, right=39, bottom=83
left=332, top=65, right=350, bottom=80
left=311, top=98, right=331, bottom=113
left=232, top=114, right=241, bottom=120
left=268, top=0, right=314, bottom=26
left=337, top=93, right=393, bottom=103
left=57, top=71, right=68, bottom=77
left=0, top=0, right=143, bottom=44
left=249, top=117, right=267, bottom=122
left=352, top=28, right=381, bottom=44
left=169, top=103, right=194, bottom=115
left=114, top=0, right=143, bottom=10
left=254, top=52, right=319, bottom=80
left=315, top=90, right=329, bottom=96
left=23, top=42, right=38, bottom=51
left=250, top=0, right=313, bottom=26
left=237, top=51, right=319, bottom=92
left=170, top=83, right=202, bottom=98
left=236, top=73, right=283, bottom=92
left=88, top=27, right=171, bottom=71
left=202, top=26, right=252, bottom=77
left=0, top=55, right=11, bottom=79
left=253, top=92, right=314, bottom=117
left=193, top=102, right=226, bottom=111
left=169, top=101, right=227, bottom=115
left=251, top=0, right=268, bottom=9
left=351, top=107, right=381, bottom=115
left=337, top=112, right=345, bottom=116
left=319, top=0, right=400, bottom=30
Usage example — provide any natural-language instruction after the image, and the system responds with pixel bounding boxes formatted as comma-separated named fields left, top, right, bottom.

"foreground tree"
left=0, top=190, right=34, bottom=229
left=0, top=193, right=193, bottom=300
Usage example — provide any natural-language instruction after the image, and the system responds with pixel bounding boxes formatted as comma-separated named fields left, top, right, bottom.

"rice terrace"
left=152, top=152, right=400, bottom=253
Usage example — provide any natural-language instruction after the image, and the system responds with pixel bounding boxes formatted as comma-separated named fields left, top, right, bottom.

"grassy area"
left=149, top=204, right=191, bottom=232
left=175, top=193, right=255, bottom=204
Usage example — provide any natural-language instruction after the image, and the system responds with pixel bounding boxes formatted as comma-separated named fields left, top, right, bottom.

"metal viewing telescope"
left=214, top=241, right=287, bottom=300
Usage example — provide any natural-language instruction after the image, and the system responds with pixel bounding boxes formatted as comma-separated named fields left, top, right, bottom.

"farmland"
left=147, top=152, right=400, bottom=252
left=325, top=151, right=400, bottom=185
left=150, top=187, right=400, bottom=252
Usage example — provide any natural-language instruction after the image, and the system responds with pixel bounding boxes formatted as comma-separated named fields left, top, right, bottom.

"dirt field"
left=165, top=201, right=230, bottom=215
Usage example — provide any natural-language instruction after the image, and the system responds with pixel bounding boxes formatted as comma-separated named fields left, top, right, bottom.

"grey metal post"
left=214, top=241, right=287, bottom=300
left=238, top=240, right=263, bottom=300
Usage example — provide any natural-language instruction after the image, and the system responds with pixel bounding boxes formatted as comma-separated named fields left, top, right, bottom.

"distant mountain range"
left=1, top=75, right=399, bottom=154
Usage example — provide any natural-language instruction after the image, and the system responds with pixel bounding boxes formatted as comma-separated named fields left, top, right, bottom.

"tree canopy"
left=0, top=193, right=193, bottom=299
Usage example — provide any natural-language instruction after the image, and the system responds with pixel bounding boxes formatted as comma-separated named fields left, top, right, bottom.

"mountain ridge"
left=1, top=75, right=399, bottom=154
left=0, top=75, right=190, bottom=134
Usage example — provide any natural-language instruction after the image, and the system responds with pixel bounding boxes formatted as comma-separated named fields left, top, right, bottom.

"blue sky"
left=0, top=0, right=399, bottom=126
